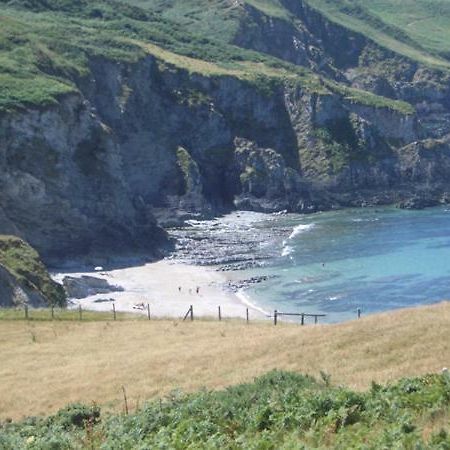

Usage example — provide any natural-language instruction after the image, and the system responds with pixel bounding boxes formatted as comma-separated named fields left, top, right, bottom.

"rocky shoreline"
left=166, top=212, right=286, bottom=268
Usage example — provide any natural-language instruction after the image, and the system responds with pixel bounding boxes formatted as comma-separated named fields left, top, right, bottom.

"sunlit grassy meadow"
left=1, top=301, right=449, bottom=421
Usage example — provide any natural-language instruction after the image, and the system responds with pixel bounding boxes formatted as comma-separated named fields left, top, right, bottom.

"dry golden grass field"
left=1, top=302, right=449, bottom=421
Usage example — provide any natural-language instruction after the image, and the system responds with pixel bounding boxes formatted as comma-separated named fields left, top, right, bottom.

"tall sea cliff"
left=2, top=0, right=450, bottom=262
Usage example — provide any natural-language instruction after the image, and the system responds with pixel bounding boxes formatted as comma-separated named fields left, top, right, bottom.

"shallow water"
left=169, top=206, right=450, bottom=323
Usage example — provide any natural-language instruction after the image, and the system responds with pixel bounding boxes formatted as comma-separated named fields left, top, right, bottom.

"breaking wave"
left=288, top=223, right=315, bottom=240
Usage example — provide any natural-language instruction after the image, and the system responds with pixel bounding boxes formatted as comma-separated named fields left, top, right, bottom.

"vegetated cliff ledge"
left=2, top=0, right=450, bottom=262
left=0, top=236, right=65, bottom=307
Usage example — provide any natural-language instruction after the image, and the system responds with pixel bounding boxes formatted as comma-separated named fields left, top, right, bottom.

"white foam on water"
left=288, top=223, right=315, bottom=240
left=280, top=223, right=315, bottom=257
left=235, top=289, right=271, bottom=317
left=352, top=218, right=380, bottom=223
left=185, top=219, right=209, bottom=227
left=281, top=245, right=294, bottom=257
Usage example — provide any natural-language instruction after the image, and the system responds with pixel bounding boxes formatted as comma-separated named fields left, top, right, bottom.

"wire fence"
left=0, top=305, right=363, bottom=324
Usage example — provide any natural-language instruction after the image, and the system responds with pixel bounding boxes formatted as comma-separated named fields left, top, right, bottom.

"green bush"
left=48, top=403, right=101, bottom=430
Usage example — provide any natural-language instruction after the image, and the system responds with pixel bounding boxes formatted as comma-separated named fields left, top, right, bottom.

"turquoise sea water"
left=240, top=206, right=450, bottom=323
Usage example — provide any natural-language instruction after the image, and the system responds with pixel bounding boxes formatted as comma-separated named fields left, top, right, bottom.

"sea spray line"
left=288, top=223, right=315, bottom=240
left=352, top=218, right=380, bottom=222
left=280, top=223, right=316, bottom=257
left=281, top=245, right=294, bottom=257
left=235, top=290, right=271, bottom=317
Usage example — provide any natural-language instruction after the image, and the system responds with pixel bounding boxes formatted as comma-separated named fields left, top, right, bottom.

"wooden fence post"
left=122, top=386, right=129, bottom=416
left=24, top=304, right=28, bottom=320
left=190, top=305, right=194, bottom=321
left=147, top=304, right=151, bottom=320
left=274, top=310, right=278, bottom=326
left=79, top=305, right=82, bottom=321
left=218, top=306, right=222, bottom=321
left=301, top=313, right=305, bottom=326
left=246, top=308, right=249, bottom=324
left=113, top=303, right=116, bottom=321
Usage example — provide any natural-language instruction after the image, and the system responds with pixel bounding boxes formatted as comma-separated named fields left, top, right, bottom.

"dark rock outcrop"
left=62, top=275, right=124, bottom=299
left=233, top=137, right=305, bottom=212
left=0, top=236, right=65, bottom=307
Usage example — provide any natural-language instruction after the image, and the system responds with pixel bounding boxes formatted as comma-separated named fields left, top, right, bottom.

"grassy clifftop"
left=0, top=236, right=65, bottom=306
left=304, top=0, right=450, bottom=67
left=237, top=0, right=450, bottom=68
left=0, top=0, right=421, bottom=114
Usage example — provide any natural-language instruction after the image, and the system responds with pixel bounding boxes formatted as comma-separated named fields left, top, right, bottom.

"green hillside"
left=0, top=0, right=433, bottom=114
left=0, top=0, right=307, bottom=112
left=339, top=0, right=450, bottom=57
left=120, top=0, right=450, bottom=67
left=1, top=370, right=449, bottom=448
left=136, top=0, right=450, bottom=67
left=303, top=0, right=450, bottom=68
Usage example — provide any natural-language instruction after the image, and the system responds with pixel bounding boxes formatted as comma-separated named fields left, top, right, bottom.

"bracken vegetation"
left=1, top=370, right=449, bottom=449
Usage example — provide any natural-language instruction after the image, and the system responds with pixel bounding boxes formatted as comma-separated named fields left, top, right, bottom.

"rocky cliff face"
left=235, top=0, right=450, bottom=141
left=0, top=92, right=167, bottom=262
left=0, top=236, right=65, bottom=307
left=2, top=2, right=450, bottom=261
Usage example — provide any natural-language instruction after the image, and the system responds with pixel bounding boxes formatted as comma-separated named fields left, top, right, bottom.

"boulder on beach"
left=63, top=275, right=124, bottom=299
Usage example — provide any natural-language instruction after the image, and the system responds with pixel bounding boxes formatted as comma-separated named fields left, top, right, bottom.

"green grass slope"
left=159, top=0, right=450, bottom=69
left=0, top=0, right=418, bottom=114
left=1, top=370, right=449, bottom=448
left=0, top=236, right=65, bottom=306
left=0, top=0, right=286, bottom=111
left=363, top=0, right=450, bottom=58
left=303, top=0, right=450, bottom=68
left=128, top=0, right=450, bottom=67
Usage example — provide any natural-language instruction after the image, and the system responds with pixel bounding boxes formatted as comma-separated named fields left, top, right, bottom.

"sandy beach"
left=53, top=260, right=268, bottom=320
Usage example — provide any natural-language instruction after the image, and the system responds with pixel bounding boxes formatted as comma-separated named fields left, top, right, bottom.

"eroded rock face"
left=233, top=138, right=304, bottom=212
left=0, top=236, right=66, bottom=307
left=0, top=265, right=56, bottom=308
left=0, top=265, right=28, bottom=308
left=0, top=93, right=168, bottom=263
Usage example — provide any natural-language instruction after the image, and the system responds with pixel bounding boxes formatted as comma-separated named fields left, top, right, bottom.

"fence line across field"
left=6, top=304, right=363, bottom=323
left=273, top=310, right=327, bottom=326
